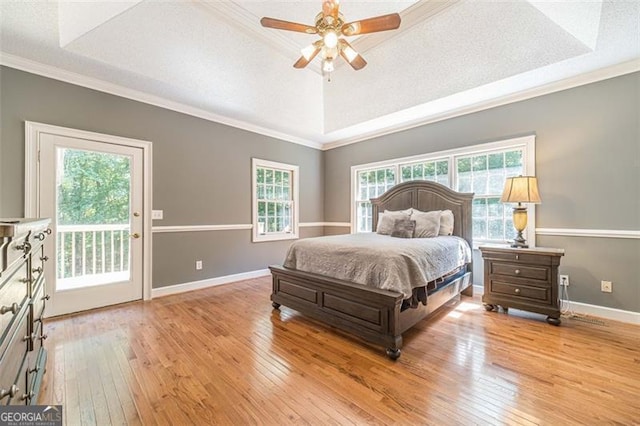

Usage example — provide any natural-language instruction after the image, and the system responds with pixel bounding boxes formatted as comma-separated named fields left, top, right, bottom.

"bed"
left=269, top=180, right=474, bottom=359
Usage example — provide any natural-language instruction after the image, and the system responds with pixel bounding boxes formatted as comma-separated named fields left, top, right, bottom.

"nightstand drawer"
left=490, top=281, right=550, bottom=302
left=490, top=262, right=549, bottom=281
left=483, top=251, right=551, bottom=266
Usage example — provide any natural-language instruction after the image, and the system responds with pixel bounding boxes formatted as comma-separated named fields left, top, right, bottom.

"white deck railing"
left=57, top=224, right=130, bottom=282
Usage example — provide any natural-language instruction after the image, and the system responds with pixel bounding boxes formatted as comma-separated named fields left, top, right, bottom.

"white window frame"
left=350, top=135, right=536, bottom=246
left=252, top=158, right=299, bottom=243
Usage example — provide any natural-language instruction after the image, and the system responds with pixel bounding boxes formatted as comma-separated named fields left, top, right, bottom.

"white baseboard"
left=565, top=301, right=640, bottom=325
left=151, top=269, right=270, bottom=298
left=472, top=285, right=638, bottom=324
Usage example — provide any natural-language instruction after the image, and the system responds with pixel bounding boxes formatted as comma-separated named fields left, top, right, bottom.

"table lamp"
left=500, top=176, right=541, bottom=248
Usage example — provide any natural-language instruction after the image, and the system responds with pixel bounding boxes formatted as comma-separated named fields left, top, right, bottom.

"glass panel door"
left=55, top=148, right=132, bottom=290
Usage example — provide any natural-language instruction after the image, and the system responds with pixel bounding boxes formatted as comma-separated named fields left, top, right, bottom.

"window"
left=252, top=158, right=299, bottom=242
left=350, top=136, right=535, bottom=246
left=456, top=150, right=523, bottom=242
left=354, top=167, right=395, bottom=232
left=400, top=158, right=449, bottom=186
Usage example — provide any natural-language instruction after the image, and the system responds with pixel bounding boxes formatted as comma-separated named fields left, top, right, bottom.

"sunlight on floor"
left=446, top=301, right=481, bottom=318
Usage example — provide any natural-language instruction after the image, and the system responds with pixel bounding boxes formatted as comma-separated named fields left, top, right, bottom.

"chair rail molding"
left=536, top=228, right=640, bottom=239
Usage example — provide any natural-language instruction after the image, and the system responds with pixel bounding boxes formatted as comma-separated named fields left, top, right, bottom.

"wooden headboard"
left=370, top=180, right=474, bottom=250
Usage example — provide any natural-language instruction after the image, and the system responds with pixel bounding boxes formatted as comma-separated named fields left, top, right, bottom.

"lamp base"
left=510, top=235, right=529, bottom=249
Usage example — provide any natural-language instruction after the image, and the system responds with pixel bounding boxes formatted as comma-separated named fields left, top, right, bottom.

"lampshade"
left=500, top=176, right=541, bottom=204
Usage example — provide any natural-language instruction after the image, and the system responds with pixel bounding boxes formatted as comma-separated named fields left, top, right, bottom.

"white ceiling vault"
left=1, top=1, right=639, bottom=150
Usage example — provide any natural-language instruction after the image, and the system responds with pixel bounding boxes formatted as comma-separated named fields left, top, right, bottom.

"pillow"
left=376, top=210, right=411, bottom=235
left=439, top=210, right=454, bottom=236
left=411, top=210, right=441, bottom=238
left=391, top=219, right=416, bottom=238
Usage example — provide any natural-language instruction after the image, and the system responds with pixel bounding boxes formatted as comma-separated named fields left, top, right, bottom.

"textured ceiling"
left=1, top=0, right=639, bottom=149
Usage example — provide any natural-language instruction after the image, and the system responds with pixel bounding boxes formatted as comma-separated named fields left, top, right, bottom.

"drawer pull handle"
left=43, top=295, right=51, bottom=301
left=514, top=269, right=521, bottom=275
left=32, top=266, right=43, bottom=274
left=0, top=303, right=19, bottom=315
left=0, top=385, right=19, bottom=400
left=514, top=288, right=521, bottom=294
left=34, top=232, right=46, bottom=241
left=40, top=256, right=49, bottom=262
left=515, top=254, right=519, bottom=260
left=20, top=390, right=35, bottom=401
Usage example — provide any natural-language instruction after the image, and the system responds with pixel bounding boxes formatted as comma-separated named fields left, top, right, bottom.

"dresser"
left=479, top=244, right=565, bottom=325
left=0, top=218, right=51, bottom=405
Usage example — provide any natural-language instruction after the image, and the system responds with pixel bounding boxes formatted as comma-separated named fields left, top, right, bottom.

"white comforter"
left=283, top=233, right=472, bottom=299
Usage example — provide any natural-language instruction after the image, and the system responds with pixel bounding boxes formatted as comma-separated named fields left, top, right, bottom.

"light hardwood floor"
left=39, top=277, right=640, bottom=425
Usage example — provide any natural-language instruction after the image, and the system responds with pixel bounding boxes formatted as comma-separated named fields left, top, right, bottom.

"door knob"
left=133, top=212, right=140, bottom=217
left=131, top=233, right=141, bottom=239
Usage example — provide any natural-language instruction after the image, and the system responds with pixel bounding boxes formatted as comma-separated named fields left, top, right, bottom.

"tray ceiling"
left=1, top=0, right=639, bottom=149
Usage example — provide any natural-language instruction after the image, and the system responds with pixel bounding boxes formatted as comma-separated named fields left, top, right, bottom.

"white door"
left=39, top=133, right=144, bottom=316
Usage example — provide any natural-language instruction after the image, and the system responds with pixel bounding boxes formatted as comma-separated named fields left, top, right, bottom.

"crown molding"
left=3, top=52, right=638, bottom=152
left=320, top=58, right=640, bottom=150
left=0, top=52, right=323, bottom=150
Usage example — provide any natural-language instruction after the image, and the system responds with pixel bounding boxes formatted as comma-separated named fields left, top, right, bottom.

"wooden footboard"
left=269, top=265, right=472, bottom=359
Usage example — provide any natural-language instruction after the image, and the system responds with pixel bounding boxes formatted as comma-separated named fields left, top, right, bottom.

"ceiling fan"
left=260, top=0, right=401, bottom=75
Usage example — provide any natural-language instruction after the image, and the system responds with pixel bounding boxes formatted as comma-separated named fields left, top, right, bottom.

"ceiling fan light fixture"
left=323, top=30, right=338, bottom=49
left=301, top=43, right=318, bottom=61
left=322, top=59, right=334, bottom=73
left=341, top=44, right=358, bottom=63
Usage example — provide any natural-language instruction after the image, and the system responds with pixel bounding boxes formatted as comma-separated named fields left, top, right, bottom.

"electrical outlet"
left=195, top=260, right=203, bottom=270
left=152, top=210, right=163, bottom=220
left=560, top=274, right=569, bottom=287
left=601, top=280, right=612, bottom=293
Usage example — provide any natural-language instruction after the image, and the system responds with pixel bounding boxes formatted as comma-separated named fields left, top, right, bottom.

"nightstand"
left=479, top=244, right=565, bottom=325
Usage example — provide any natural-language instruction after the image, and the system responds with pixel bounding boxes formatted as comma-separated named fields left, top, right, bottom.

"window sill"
left=252, top=233, right=299, bottom=243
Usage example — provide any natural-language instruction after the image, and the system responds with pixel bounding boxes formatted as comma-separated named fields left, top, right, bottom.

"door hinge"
left=37, top=150, right=40, bottom=162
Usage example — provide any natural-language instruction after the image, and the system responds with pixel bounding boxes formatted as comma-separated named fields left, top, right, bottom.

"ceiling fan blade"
left=322, top=0, right=340, bottom=18
left=341, top=13, right=401, bottom=36
left=293, top=43, right=322, bottom=69
left=260, top=17, right=318, bottom=34
left=338, top=39, right=367, bottom=70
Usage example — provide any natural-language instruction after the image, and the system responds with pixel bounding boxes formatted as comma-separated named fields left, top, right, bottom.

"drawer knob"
left=23, top=332, right=36, bottom=342
left=514, top=269, right=521, bottom=275
left=40, top=334, right=49, bottom=341
left=40, top=256, right=49, bottom=262
left=33, top=232, right=46, bottom=241
left=32, top=266, right=43, bottom=274
left=0, top=384, right=19, bottom=400
left=15, top=241, right=31, bottom=254
left=0, top=302, right=19, bottom=315
left=20, top=390, right=35, bottom=401
left=43, top=295, right=51, bottom=301
left=515, top=254, right=519, bottom=260
left=514, top=288, right=521, bottom=294
left=30, top=366, right=40, bottom=374
left=45, top=228, right=52, bottom=235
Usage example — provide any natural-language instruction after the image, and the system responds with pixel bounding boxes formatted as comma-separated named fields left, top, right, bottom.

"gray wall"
left=324, top=72, right=639, bottom=312
left=0, top=66, right=324, bottom=288
left=2, top=65, right=638, bottom=312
